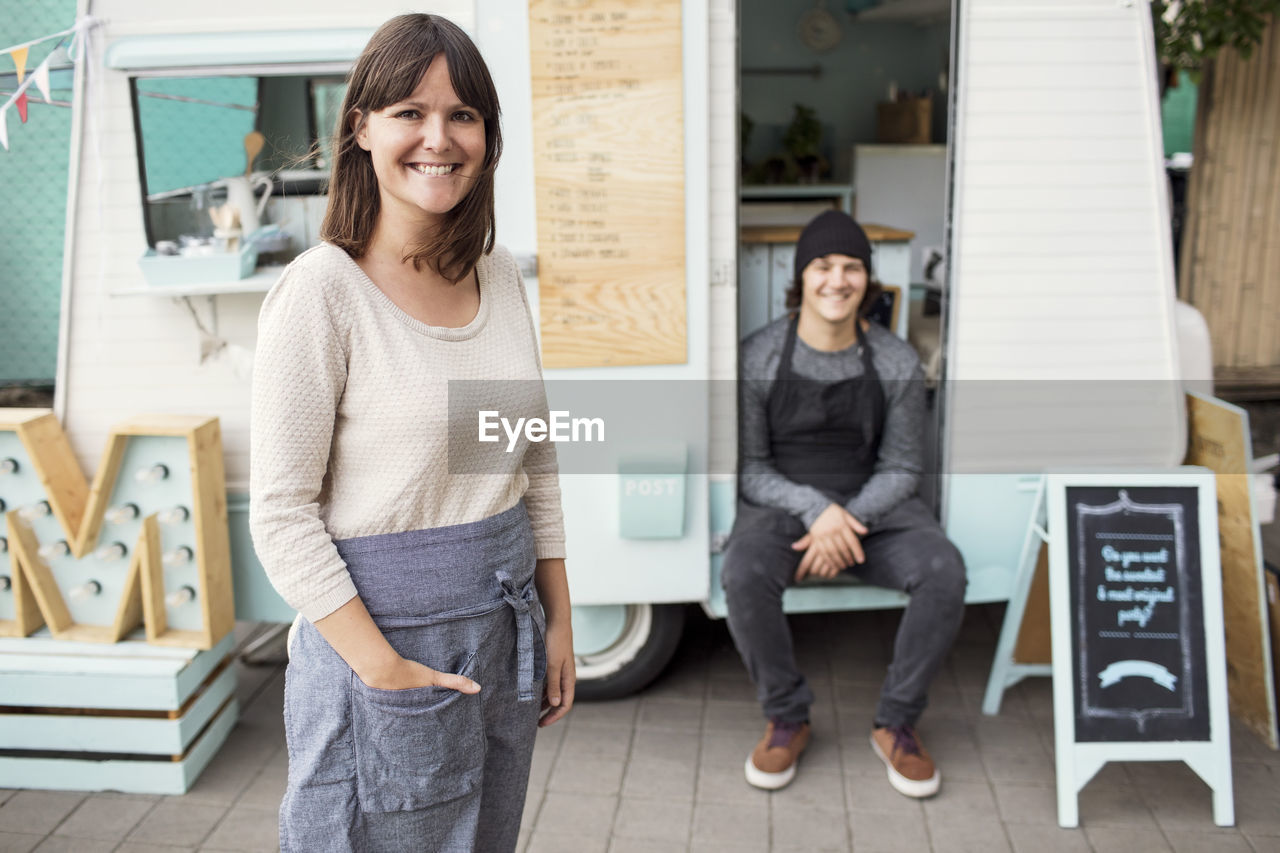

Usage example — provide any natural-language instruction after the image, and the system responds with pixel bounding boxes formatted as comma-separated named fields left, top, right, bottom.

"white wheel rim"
left=575, top=603, right=654, bottom=681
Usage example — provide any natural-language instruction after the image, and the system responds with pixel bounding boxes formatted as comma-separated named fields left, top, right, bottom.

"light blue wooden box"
left=138, top=243, right=258, bottom=287
left=0, top=630, right=238, bottom=794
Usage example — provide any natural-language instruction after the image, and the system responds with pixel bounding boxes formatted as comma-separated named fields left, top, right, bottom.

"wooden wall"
left=1178, top=15, right=1280, bottom=388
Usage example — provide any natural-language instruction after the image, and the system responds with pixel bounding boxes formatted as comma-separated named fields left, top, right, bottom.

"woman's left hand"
left=540, top=618, right=575, bottom=727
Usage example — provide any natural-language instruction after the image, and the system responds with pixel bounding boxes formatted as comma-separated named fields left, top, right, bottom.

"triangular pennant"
left=32, top=59, right=51, bottom=102
left=16, top=92, right=27, bottom=123
left=10, top=46, right=28, bottom=82
left=0, top=106, right=9, bottom=151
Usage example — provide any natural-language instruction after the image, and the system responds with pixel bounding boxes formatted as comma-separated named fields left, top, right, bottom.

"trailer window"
left=131, top=72, right=346, bottom=265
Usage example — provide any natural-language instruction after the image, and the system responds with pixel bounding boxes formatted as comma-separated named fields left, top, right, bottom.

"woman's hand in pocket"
left=539, top=618, right=575, bottom=727
left=360, top=655, right=481, bottom=694
left=315, top=596, right=480, bottom=694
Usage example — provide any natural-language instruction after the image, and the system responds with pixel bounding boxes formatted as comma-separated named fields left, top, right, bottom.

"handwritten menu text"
left=529, top=0, right=687, bottom=367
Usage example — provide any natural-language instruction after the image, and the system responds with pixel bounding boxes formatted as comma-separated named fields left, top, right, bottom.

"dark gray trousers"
left=722, top=496, right=967, bottom=727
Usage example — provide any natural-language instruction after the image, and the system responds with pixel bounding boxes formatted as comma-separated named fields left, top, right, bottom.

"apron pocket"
left=350, top=651, right=484, bottom=813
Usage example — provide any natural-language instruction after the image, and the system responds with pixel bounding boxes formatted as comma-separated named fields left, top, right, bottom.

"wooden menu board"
left=529, top=0, right=687, bottom=367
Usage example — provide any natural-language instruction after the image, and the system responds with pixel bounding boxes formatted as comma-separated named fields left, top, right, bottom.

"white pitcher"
left=223, top=175, right=273, bottom=234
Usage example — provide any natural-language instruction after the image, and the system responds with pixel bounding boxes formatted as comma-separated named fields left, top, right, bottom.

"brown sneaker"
left=745, top=718, right=811, bottom=790
left=870, top=724, right=940, bottom=798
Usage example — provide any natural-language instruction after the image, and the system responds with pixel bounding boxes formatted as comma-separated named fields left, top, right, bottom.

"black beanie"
left=793, top=210, right=873, bottom=283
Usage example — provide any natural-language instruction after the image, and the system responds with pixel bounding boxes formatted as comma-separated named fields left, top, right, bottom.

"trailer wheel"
left=571, top=603, right=685, bottom=701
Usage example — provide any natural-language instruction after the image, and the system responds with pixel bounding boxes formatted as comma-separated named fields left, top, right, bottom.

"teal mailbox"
left=618, top=444, right=687, bottom=539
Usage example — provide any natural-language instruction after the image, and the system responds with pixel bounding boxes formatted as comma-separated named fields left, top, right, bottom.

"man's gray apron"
left=280, top=501, right=545, bottom=853
left=723, top=317, right=966, bottom=727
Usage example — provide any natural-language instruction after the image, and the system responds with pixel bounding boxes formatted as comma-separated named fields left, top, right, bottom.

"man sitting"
left=723, top=210, right=967, bottom=797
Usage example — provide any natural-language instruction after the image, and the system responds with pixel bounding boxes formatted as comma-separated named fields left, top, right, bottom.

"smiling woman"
left=249, top=13, right=572, bottom=853
left=322, top=15, right=503, bottom=284
left=353, top=57, right=487, bottom=247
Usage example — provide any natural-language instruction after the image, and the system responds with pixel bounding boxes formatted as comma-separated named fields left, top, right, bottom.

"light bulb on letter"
left=0, top=536, right=7, bottom=554
left=0, top=575, right=10, bottom=592
left=0, top=458, right=18, bottom=474
left=19, top=500, right=51, bottom=520
left=165, top=585, right=197, bottom=607
left=105, top=503, right=140, bottom=524
left=37, top=539, right=70, bottom=559
left=69, top=580, right=102, bottom=601
left=157, top=505, right=191, bottom=525
left=94, top=541, right=128, bottom=561
left=163, top=545, right=194, bottom=568
left=134, top=464, right=170, bottom=483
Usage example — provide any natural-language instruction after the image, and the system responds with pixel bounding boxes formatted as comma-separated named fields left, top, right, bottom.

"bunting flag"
left=32, top=61, right=50, bottom=102
left=10, top=45, right=28, bottom=78
left=0, top=18, right=97, bottom=149
left=10, top=45, right=29, bottom=122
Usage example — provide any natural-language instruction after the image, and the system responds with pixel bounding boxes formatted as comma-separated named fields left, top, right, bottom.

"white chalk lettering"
left=1101, top=545, right=1169, bottom=568
left=1118, top=602, right=1157, bottom=628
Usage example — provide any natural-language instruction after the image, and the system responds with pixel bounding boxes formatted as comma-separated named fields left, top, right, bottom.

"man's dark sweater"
left=739, top=316, right=926, bottom=528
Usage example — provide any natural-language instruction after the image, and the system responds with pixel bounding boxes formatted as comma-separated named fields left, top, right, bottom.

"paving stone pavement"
left=1, top=520, right=1278, bottom=852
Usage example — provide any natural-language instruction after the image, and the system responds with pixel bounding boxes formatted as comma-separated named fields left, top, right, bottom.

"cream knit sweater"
left=249, top=242, right=566, bottom=622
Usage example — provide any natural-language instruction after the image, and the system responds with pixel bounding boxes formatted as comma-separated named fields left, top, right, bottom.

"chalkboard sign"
left=1045, top=470, right=1233, bottom=829
left=1065, top=486, right=1209, bottom=742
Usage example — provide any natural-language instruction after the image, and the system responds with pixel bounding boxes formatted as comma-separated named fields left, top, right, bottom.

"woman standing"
left=249, top=14, right=573, bottom=852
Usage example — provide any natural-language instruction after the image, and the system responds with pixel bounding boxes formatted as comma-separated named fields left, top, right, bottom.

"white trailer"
left=49, top=0, right=1186, bottom=697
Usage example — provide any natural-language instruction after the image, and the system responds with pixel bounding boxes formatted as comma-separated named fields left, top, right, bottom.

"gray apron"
left=722, top=318, right=967, bottom=726
left=730, top=314, right=885, bottom=540
left=280, top=501, right=546, bottom=853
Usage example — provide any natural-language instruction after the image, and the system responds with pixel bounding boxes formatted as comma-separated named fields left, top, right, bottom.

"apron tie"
left=498, top=571, right=538, bottom=702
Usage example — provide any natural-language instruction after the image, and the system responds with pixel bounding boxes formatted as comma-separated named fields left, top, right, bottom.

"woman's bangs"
left=444, top=51, right=496, bottom=121
left=365, top=52, right=438, bottom=112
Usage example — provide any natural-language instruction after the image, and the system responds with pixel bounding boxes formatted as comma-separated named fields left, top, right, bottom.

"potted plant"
left=782, top=104, right=828, bottom=183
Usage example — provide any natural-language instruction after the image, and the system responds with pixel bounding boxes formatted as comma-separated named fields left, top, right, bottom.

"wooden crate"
left=0, top=630, right=238, bottom=794
left=876, top=98, right=932, bottom=144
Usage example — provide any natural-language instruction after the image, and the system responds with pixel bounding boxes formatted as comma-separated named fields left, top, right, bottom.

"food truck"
left=35, top=0, right=1190, bottom=700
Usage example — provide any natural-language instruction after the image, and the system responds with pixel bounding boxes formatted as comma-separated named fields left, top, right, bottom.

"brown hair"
left=784, top=258, right=883, bottom=317
left=321, top=14, right=502, bottom=282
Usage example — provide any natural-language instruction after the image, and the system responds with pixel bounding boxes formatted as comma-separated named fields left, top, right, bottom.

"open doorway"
left=736, top=0, right=954, bottom=508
